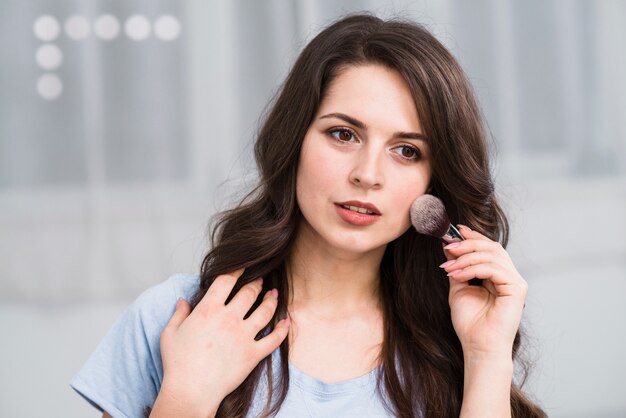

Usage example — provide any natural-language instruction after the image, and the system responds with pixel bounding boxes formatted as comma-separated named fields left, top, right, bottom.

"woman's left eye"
left=392, top=145, right=421, bottom=161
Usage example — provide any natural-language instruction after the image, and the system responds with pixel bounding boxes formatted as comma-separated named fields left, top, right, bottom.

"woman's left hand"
left=440, top=224, right=527, bottom=357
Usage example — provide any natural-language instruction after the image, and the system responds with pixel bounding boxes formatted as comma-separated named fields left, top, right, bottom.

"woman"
left=71, top=13, right=546, bottom=418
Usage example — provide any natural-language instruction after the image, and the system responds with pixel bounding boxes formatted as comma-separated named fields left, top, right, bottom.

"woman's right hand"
left=152, top=268, right=290, bottom=417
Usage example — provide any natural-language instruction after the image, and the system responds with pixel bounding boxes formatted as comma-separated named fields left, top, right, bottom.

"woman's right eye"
left=328, top=128, right=357, bottom=142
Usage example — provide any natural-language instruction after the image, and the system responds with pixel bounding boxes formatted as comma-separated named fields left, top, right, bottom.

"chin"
left=329, top=242, right=387, bottom=259
left=324, top=229, right=398, bottom=257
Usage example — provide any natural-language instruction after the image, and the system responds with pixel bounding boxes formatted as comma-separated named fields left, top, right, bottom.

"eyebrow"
left=319, top=112, right=427, bottom=141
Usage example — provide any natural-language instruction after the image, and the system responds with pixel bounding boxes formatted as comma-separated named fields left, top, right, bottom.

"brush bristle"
left=409, top=194, right=451, bottom=238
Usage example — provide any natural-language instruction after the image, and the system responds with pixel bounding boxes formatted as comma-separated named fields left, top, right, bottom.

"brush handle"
left=442, top=224, right=483, bottom=287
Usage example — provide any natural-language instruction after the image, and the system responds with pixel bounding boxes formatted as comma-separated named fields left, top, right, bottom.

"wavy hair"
left=184, top=13, right=545, bottom=418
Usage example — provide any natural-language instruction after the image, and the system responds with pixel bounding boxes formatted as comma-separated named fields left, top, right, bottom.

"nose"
left=349, top=146, right=384, bottom=189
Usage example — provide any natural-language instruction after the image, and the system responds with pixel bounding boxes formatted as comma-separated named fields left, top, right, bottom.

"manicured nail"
left=271, top=288, right=278, bottom=298
left=439, top=260, right=456, bottom=268
left=447, top=269, right=463, bottom=277
left=444, top=242, right=461, bottom=249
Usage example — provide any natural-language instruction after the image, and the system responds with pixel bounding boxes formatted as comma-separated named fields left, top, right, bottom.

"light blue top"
left=70, top=274, right=401, bottom=418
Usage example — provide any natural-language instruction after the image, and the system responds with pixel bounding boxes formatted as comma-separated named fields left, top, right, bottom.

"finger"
left=447, top=262, right=502, bottom=282
left=448, top=273, right=498, bottom=298
left=441, top=242, right=456, bottom=260
left=246, top=289, right=278, bottom=332
left=254, top=317, right=290, bottom=359
left=227, top=277, right=264, bottom=317
left=198, top=268, right=245, bottom=310
left=443, top=238, right=506, bottom=258
left=457, top=224, right=493, bottom=242
left=447, top=263, right=523, bottom=291
left=164, top=297, right=191, bottom=331
left=439, top=251, right=499, bottom=273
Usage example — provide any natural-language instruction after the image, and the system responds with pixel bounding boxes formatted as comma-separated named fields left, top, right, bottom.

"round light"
left=37, top=74, right=63, bottom=100
left=35, top=44, right=63, bottom=70
left=124, top=15, right=151, bottom=41
left=94, top=14, right=120, bottom=40
left=154, top=15, right=181, bottom=41
left=33, top=15, right=60, bottom=41
left=65, top=15, right=91, bottom=40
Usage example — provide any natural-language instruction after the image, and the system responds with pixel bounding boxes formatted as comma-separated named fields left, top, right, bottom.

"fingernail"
left=444, top=242, right=461, bottom=249
left=439, top=260, right=456, bottom=268
left=282, top=318, right=291, bottom=327
left=175, top=297, right=184, bottom=309
left=271, top=288, right=278, bottom=298
left=447, top=269, right=463, bottom=276
left=255, top=277, right=263, bottom=284
left=457, top=224, right=471, bottom=231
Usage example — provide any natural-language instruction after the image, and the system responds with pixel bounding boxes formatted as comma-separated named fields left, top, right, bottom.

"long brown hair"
left=190, top=13, right=546, bottom=418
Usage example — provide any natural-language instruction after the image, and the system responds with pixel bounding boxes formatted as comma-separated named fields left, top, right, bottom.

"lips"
left=334, top=200, right=382, bottom=226
left=335, top=200, right=381, bottom=215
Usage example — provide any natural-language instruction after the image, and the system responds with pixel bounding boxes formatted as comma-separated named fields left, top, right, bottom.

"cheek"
left=297, top=140, right=342, bottom=197
left=393, top=194, right=414, bottom=231
left=297, top=150, right=325, bottom=211
left=388, top=172, right=430, bottom=226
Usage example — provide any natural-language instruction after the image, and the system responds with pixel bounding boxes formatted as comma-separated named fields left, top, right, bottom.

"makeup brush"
left=409, top=194, right=483, bottom=286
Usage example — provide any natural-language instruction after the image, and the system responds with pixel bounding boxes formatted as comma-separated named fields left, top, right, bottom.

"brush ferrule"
left=440, top=224, right=483, bottom=287
left=442, top=224, right=463, bottom=244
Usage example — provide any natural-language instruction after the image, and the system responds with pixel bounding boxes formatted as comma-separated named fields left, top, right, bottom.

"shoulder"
left=70, top=273, right=201, bottom=417
left=133, top=273, right=200, bottom=322
left=135, top=272, right=200, bottom=306
left=126, top=273, right=200, bottom=337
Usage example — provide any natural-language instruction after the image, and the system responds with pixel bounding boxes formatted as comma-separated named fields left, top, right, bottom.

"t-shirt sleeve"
left=70, top=274, right=199, bottom=418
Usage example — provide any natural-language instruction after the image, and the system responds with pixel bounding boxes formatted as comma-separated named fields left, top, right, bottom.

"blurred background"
left=1, top=0, right=624, bottom=416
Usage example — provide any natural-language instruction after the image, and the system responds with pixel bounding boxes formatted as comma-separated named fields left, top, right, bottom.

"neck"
left=287, top=222, right=385, bottom=318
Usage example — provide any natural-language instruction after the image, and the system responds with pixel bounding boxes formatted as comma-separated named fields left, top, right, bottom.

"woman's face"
left=296, top=64, right=432, bottom=257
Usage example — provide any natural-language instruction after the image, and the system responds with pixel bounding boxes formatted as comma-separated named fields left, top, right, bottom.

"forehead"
left=319, top=64, right=422, bottom=134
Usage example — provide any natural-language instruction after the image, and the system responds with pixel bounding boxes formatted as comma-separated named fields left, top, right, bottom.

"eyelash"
left=326, top=127, right=423, bottom=161
left=328, top=127, right=358, bottom=143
